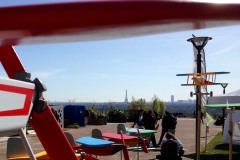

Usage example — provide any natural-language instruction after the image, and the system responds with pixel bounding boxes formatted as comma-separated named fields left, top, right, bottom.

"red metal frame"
left=120, top=130, right=130, bottom=160
left=0, top=46, right=25, bottom=78
left=0, top=1, right=239, bottom=46
left=0, top=46, right=78, bottom=160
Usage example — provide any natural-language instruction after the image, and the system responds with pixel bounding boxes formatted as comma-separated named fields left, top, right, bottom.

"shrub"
left=88, top=108, right=97, bottom=119
left=108, top=109, right=126, bottom=122
left=108, top=109, right=125, bottom=117
left=97, top=113, right=106, bottom=118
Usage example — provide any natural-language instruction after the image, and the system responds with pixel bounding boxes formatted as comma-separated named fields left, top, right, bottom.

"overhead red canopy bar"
left=0, top=0, right=239, bottom=46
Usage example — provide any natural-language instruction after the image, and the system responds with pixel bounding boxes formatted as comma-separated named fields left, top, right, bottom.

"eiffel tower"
left=124, top=90, right=128, bottom=103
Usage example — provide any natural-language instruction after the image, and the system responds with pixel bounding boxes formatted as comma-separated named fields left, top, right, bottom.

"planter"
left=65, top=126, right=79, bottom=129
left=88, top=118, right=107, bottom=125
left=108, top=116, right=126, bottom=123
left=102, top=117, right=107, bottom=125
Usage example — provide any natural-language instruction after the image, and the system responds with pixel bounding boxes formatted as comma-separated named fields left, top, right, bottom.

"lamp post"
left=221, top=83, right=228, bottom=134
left=187, top=36, right=212, bottom=160
left=221, top=83, right=228, bottom=94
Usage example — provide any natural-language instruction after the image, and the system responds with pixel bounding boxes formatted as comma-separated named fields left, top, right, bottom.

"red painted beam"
left=0, top=1, right=239, bottom=46
left=0, top=46, right=78, bottom=160
left=0, top=47, right=25, bottom=79
left=30, top=106, right=78, bottom=160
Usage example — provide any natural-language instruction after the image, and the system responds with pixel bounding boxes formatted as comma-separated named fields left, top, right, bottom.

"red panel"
left=0, top=1, right=239, bottom=46
left=0, top=84, right=34, bottom=116
left=0, top=46, right=25, bottom=79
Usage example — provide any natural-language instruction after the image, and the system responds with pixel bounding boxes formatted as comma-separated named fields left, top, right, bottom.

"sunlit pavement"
left=0, top=118, right=221, bottom=160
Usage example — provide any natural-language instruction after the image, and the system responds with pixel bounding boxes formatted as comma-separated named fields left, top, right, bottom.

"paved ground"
left=0, top=118, right=221, bottom=160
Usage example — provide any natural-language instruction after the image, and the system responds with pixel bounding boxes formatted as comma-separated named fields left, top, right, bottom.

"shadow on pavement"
left=200, top=154, right=240, bottom=160
left=182, top=153, right=195, bottom=159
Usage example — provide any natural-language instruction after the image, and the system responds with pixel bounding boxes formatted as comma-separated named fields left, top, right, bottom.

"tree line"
left=129, top=94, right=166, bottom=115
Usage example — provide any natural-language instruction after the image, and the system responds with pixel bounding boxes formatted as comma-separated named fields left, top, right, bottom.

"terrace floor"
left=0, top=118, right=222, bottom=160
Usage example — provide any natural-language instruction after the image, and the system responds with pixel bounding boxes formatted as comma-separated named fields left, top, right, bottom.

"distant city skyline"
left=171, top=95, right=174, bottom=103
left=49, top=93, right=196, bottom=103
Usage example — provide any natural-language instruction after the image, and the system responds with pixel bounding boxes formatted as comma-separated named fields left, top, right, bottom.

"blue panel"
left=64, top=105, right=85, bottom=126
left=76, top=136, right=114, bottom=147
left=74, top=105, right=85, bottom=126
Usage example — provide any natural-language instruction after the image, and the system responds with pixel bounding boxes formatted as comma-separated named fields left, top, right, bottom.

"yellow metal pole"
left=229, top=120, right=233, bottom=160
left=196, top=91, right=201, bottom=160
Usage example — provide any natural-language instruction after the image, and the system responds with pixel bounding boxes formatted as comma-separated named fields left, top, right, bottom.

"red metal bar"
left=0, top=1, right=240, bottom=46
left=0, top=46, right=25, bottom=79
left=120, top=131, right=130, bottom=160
left=30, top=106, right=78, bottom=160
left=0, top=46, right=78, bottom=160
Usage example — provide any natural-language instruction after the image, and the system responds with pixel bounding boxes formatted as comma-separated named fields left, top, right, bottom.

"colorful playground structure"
left=6, top=122, right=158, bottom=160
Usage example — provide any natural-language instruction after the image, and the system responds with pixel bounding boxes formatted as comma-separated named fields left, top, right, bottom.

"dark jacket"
left=161, top=140, right=179, bottom=160
left=162, top=115, right=177, bottom=130
left=141, top=114, right=155, bottom=130
left=134, top=112, right=142, bottom=126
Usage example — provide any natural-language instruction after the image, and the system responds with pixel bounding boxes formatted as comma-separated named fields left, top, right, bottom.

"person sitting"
left=214, top=116, right=222, bottom=126
left=156, top=132, right=179, bottom=160
left=171, top=134, right=184, bottom=160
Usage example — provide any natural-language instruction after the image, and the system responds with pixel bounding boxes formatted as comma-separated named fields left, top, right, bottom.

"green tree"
left=129, top=97, right=148, bottom=110
left=136, top=98, right=148, bottom=110
left=159, top=100, right=166, bottom=115
left=152, top=94, right=160, bottom=111
left=129, top=96, right=138, bottom=110
left=66, top=98, right=76, bottom=105
left=151, top=94, right=166, bottom=115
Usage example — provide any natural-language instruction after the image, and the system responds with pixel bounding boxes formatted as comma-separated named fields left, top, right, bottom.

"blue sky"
left=0, top=1, right=240, bottom=102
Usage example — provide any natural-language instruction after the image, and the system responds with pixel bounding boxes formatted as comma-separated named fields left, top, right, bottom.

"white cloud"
left=159, top=60, right=191, bottom=70
left=81, top=72, right=135, bottom=80
left=31, top=69, right=66, bottom=79
left=208, top=62, right=240, bottom=67
left=207, top=40, right=240, bottom=57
